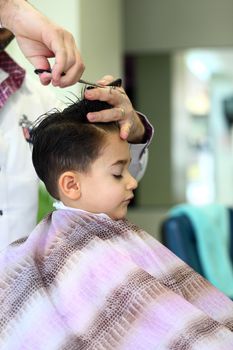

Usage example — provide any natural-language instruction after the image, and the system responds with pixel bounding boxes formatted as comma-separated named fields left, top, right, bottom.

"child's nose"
left=127, top=173, right=138, bottom=190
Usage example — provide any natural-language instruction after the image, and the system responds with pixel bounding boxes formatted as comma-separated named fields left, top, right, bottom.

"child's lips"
left=124, top=196, right=134, bottom=203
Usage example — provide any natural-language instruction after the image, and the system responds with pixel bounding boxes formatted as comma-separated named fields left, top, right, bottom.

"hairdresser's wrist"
left=0, top=0, right=11, bottom=28
left=127, top=111, right=146, bottom=144
left=0, top=0, right=38, bottom=33
left=0, top=0, right=20, bottom=29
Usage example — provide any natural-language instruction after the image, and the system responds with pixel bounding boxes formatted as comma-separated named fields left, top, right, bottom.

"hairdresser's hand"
left=0, top=0, right=84, bottom=87
left=84, top=75, right=145, bottom=142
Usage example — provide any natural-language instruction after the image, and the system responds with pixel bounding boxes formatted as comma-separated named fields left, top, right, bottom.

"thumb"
left=119, top=121, right=131, bottom=140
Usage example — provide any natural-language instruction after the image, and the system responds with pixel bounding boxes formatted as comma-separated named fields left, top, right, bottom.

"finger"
left=39, top=72, right=52, bottom=85
left=27, top=55, right=52, bottom=85
left=85, top=85, right=123, bottom=104
left=87, top=107, right=124, bottom=123
left=48, top=30, right=84, bottom=87
left=16, top=36, right=53, bottom=70
left=96, top=75, right=115, bottom=86
left=58, top=55, right=85, bottom=87
left=119, top=121, right=131, bottom=140
left=48, top=30, right=67, bottom=84
left=25, top=53, right=52, bottom=69
left=52, top=50, right=84, bottom=87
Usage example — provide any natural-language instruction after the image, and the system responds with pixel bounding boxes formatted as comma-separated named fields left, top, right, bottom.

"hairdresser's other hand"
left=84, top=75, right=145, bottom=142
left=0, top=0, right=84, bottom=87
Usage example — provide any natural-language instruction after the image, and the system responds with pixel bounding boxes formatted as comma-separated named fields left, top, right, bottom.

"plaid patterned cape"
left=0, top=209, right=233, bottom=349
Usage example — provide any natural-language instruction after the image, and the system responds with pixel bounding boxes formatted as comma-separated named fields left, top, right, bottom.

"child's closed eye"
left=113, top=174, right=123, bottom=179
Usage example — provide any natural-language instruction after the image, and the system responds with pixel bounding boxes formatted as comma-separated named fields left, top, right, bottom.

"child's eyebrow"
left=111, top=158, right=132, bottom=166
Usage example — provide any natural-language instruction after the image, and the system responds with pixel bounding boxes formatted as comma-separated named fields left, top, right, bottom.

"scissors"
left=34, top=69, right=122, bottom=88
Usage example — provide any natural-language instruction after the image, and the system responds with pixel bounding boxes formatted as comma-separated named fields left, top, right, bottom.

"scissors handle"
left=34, top=69, right=66, bottom=76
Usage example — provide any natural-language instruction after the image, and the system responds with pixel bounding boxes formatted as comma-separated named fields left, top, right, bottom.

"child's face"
left=78, top=131, right=138, bottom=220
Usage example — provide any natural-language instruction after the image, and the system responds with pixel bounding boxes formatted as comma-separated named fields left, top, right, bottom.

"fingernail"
left=98, top=79, right=106, bottom=85
left=42, top=77, right=52, bottom=85
left=120, top=131, right=128, bottom=140
left=87, top=113, right=95, bottom=121
left=85, top=90, right=93, bottom=97
left=52, top=80, right=59, bottom=87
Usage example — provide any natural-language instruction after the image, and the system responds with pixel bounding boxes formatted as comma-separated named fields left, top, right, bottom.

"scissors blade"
left=78, top=79, right=102, bottom=88
left=79, top=78, right=122, bottom=88
left=34, top=69, right=122, bottom=87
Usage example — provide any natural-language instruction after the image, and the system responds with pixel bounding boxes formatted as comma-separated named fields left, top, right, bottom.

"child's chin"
left=110, top=210, right=127, bottom=221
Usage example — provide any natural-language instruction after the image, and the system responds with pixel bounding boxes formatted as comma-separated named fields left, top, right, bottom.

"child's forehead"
left=100, top=132, right=131, bottom=164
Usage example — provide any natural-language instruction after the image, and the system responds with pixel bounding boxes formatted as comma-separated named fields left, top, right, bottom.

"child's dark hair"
left=31, top=98, right=119, bottom=199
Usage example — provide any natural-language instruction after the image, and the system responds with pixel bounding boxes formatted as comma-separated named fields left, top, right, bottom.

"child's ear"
left=58, top=171, right=81, bottom=200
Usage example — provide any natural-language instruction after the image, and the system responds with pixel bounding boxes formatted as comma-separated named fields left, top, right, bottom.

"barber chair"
left=160, top=208, right=233, bottom=278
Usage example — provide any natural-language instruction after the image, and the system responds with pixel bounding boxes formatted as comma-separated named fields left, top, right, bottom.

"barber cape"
left=0, top=209, right=233, bottom=350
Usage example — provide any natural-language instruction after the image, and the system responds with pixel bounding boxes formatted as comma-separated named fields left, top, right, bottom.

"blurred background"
left=7, top=0, right=233, bottom=239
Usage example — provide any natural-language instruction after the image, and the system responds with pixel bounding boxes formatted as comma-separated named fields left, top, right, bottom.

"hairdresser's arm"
left=85, top=75, right=154, bottom=180
left=0, top=0, right=84, bottom=87
left=128, top=113, right=153, bottom=180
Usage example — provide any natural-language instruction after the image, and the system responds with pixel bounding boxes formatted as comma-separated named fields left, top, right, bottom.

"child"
left=32, top=99, right=138, bottom=221
left=0, top=98, right=233, bottom=350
